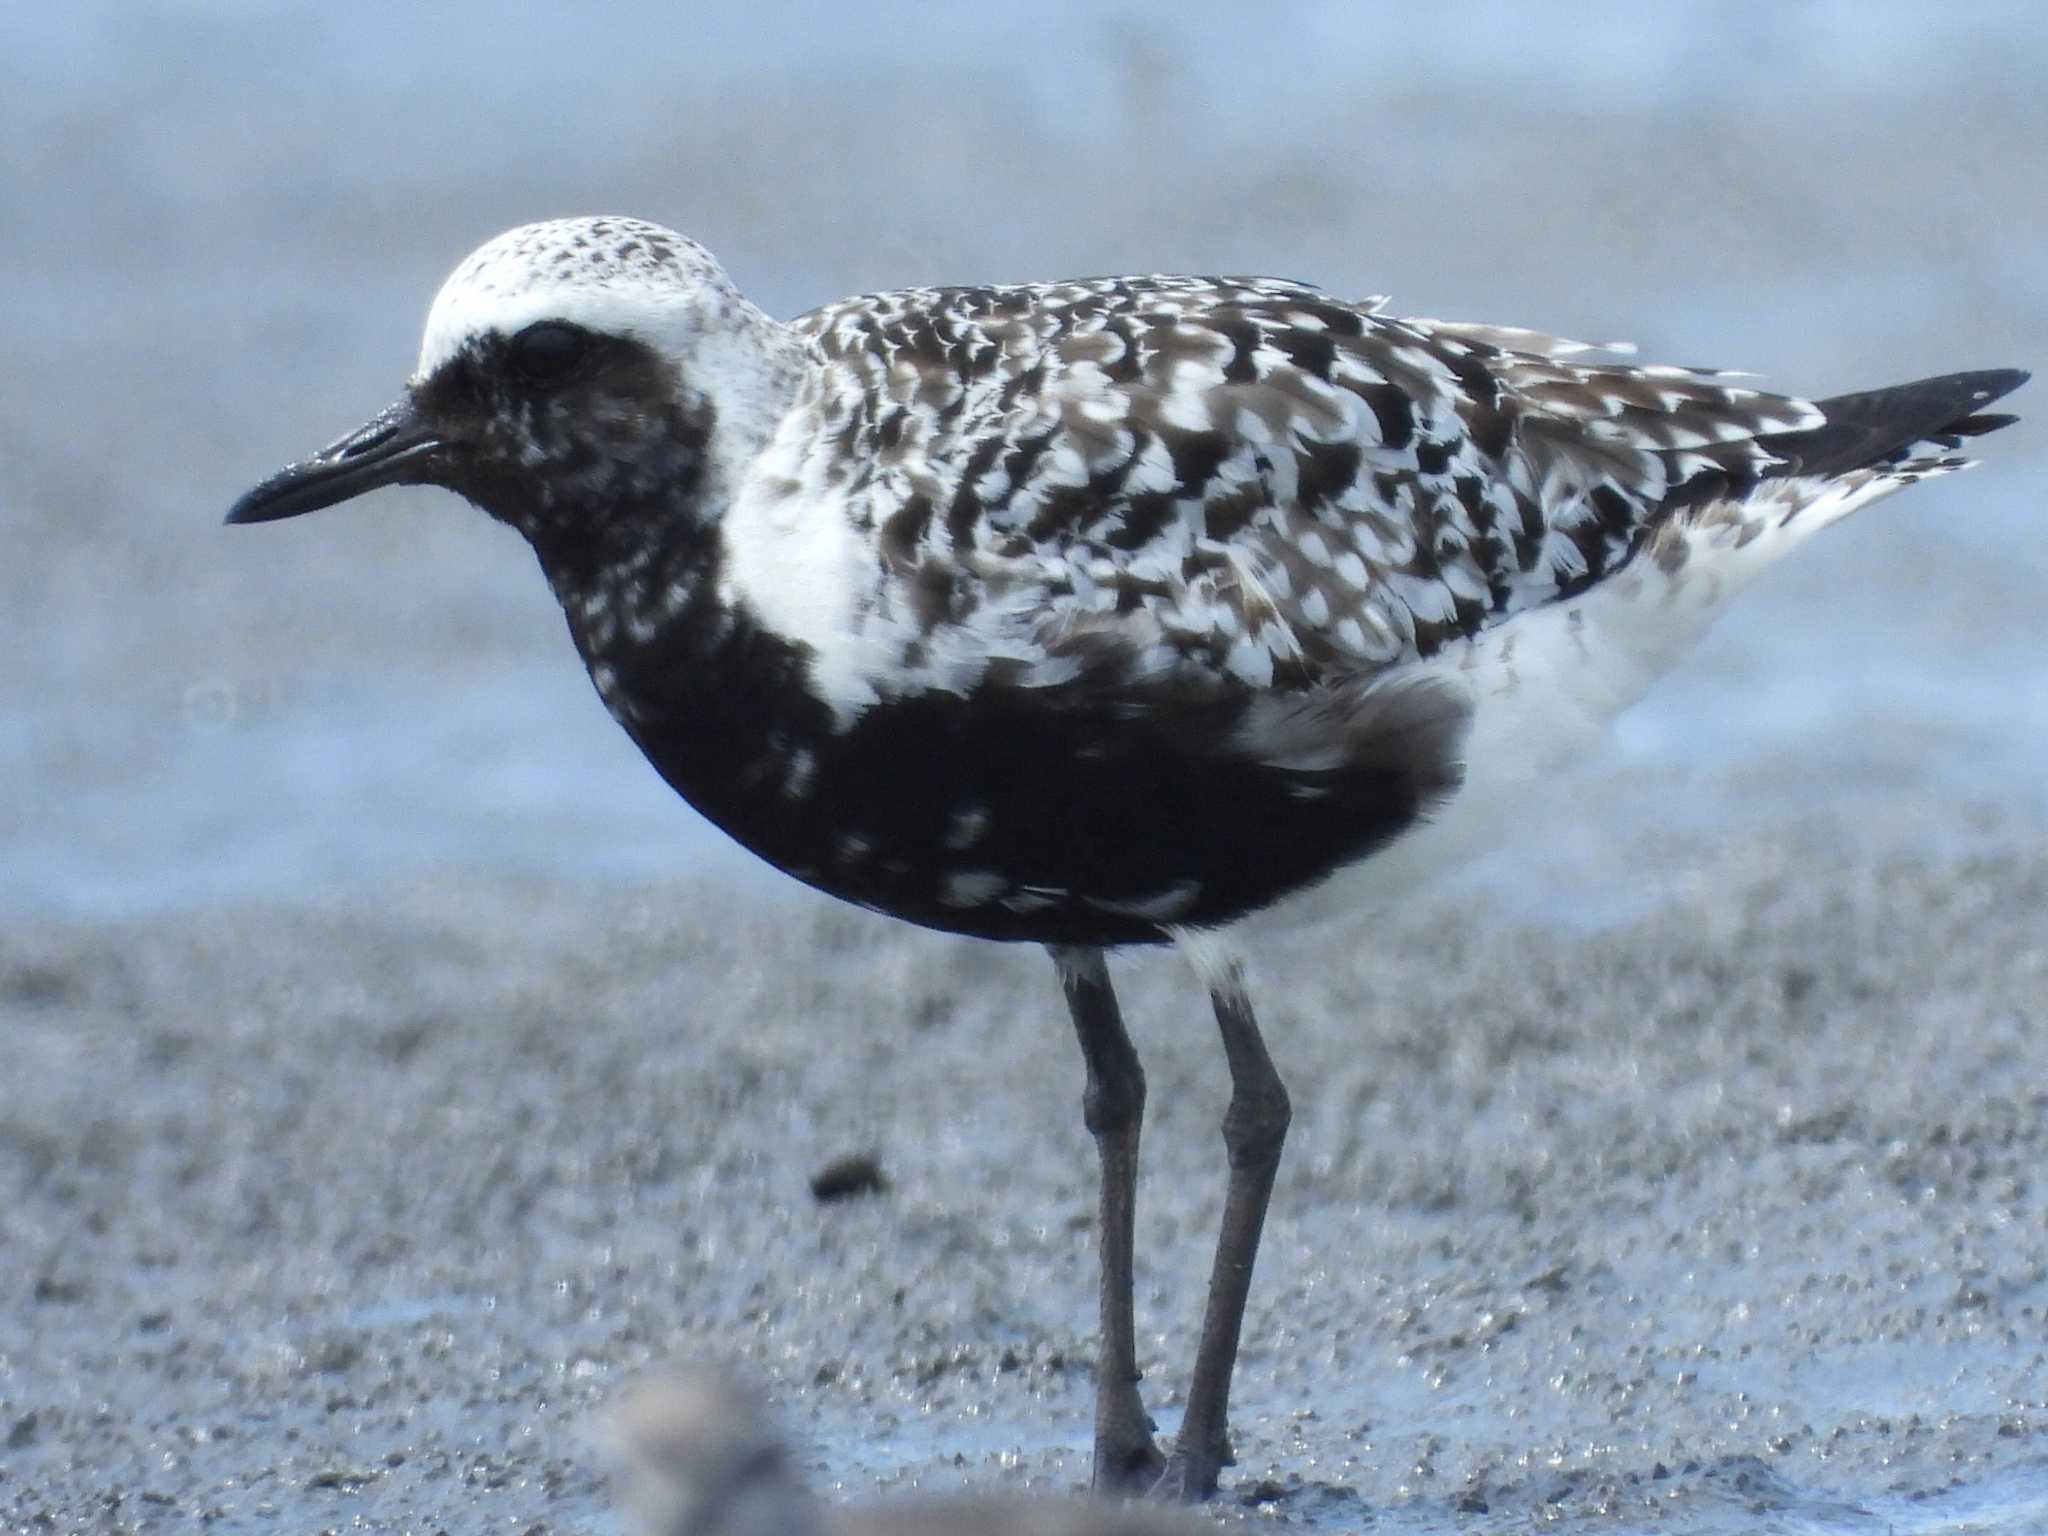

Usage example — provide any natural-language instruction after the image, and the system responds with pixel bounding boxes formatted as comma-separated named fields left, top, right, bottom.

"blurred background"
left=6, top=0, right=2044, bottom=918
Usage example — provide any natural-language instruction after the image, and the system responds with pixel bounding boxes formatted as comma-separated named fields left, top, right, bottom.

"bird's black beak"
left=226, top=396, right=445, bottom=525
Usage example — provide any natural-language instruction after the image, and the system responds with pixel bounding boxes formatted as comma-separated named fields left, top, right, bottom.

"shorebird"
left=609, top=1369, right=829, bottom=1536
left=228, top=216, right=2025, bottom=1501
left=610, top=1367, right=1207, bottom=1536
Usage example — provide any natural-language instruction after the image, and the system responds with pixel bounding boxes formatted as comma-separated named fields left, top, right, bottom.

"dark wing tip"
left=1937, top=367, right=2029, bottom=418
left=1766, top=367, right=2029, bottom=480
left=1949, top=411, right=2021, bottom=439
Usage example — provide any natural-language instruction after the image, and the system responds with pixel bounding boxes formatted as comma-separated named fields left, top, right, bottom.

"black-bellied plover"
left=609, top=1367, right=1208, bottom=1536
left=228, top=216, right=2025, bottom=1500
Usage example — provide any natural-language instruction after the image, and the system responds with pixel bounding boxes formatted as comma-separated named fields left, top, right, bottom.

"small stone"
left=810, top=1152, right=888, bottom=1203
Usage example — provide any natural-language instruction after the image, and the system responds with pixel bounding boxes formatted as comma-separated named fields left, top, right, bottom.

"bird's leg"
left=1049, top=944, right=1165, bottom=1494
left=1155, top=955, right=1291, bottom=1502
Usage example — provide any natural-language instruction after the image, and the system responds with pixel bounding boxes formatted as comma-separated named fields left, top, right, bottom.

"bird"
left=607, top=1366, right=1210, bottom=1536
left=607, top=1368, right=830, bottom=1536
left=227, top=215, right=2026, bottom=1502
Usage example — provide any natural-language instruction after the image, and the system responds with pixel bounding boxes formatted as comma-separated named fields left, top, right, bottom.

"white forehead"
left=415, top=216, right=738, bottom=379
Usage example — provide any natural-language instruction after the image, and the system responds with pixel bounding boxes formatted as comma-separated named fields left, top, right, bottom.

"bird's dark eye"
left=507, top=321, right=592, bottom=388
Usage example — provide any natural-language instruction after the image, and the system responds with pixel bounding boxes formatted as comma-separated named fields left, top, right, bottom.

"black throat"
left=529, top=508, right=853, bottom=894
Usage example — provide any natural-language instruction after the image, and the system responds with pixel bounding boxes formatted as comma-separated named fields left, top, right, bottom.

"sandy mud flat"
left=6, top=795, right=2046, bottom=1532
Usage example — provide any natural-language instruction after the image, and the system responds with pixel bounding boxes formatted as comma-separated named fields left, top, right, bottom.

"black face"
left=227, top=322, right=714, bottom=551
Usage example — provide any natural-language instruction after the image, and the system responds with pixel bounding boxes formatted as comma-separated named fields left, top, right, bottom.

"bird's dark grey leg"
left=1048, top=944, right=1165, bottom=1494
left=1156, top=954, right=1291, bottom=1502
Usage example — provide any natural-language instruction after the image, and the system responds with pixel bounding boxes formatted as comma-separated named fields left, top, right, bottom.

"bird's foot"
left=1149, top=1434, right=1231, bottom=1503
left=1093, top=1430, right=1168, bottom=1496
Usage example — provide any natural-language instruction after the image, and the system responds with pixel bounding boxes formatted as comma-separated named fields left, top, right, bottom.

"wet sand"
left=7, top=787, right=2046, bottom=1532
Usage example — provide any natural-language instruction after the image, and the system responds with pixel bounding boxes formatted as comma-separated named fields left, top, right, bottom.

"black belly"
left=611, top=637, right=1467, bottom=947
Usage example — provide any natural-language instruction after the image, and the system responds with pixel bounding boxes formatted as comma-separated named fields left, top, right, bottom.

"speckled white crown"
left=415, top=216, right=743, bottom=380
